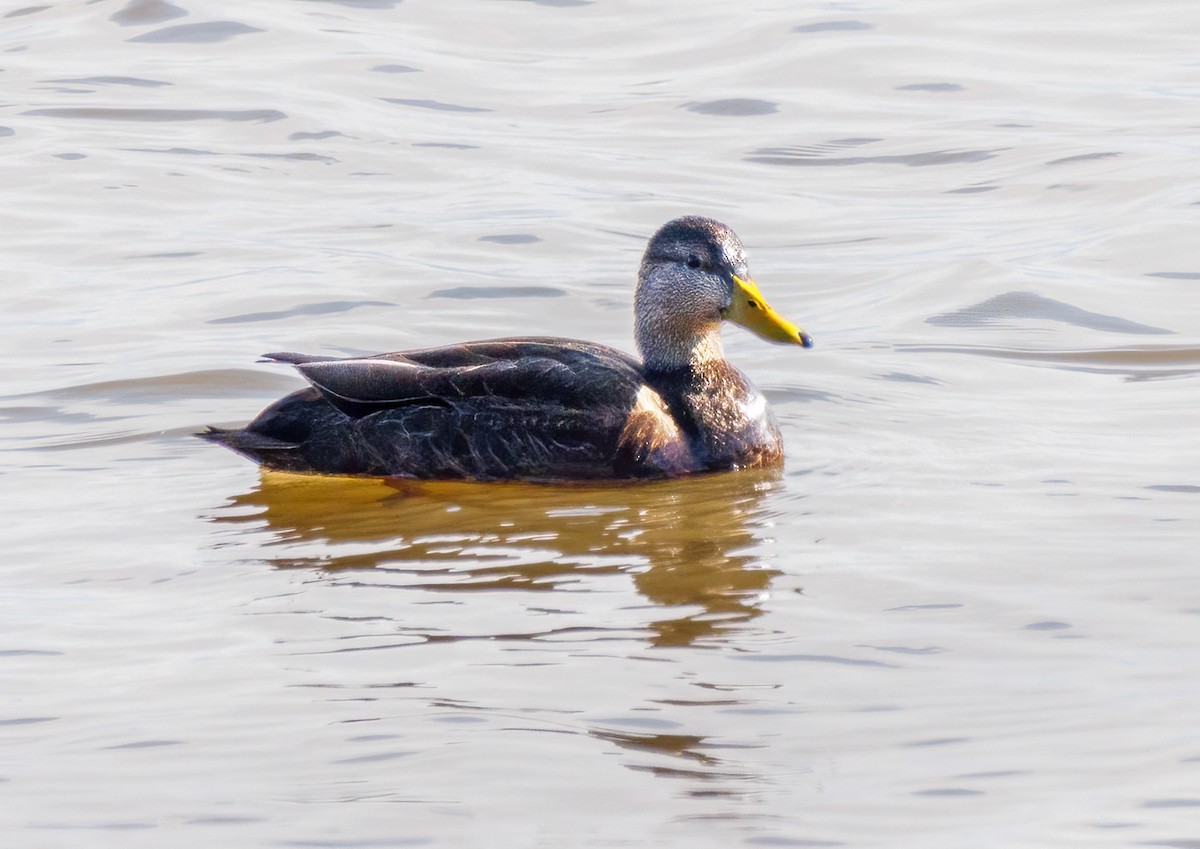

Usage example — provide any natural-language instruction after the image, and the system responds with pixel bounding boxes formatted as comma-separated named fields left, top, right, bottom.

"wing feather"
left=275, top=337, right=644, bottom=418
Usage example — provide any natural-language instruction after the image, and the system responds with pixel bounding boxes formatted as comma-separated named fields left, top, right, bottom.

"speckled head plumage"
left=634, top=216, right=811, bottom=372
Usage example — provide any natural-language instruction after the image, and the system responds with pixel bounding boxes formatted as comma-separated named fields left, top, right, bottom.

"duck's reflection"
left=210, top=470, right=784, bottom=647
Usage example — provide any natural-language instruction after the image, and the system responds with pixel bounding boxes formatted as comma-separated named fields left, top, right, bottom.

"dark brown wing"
left=264, top=338, right=640, bottom=417
left=207, top=338, right=696, bottom=480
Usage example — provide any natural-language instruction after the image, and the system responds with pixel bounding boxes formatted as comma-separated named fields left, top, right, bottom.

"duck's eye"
left=685, top=255, right=703, bottom=270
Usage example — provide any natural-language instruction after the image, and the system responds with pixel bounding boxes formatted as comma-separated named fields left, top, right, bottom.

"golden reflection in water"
left=588, top=730, right=757, bottom=794
left=210, top=470, right=786, bottom=647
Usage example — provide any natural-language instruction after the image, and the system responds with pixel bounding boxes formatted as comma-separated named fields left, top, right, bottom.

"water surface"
left=2, top=0, right=1199, bottom=846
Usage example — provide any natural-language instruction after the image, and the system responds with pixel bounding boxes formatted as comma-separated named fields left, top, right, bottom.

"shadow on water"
left=208, top=469, right=789, bottom=647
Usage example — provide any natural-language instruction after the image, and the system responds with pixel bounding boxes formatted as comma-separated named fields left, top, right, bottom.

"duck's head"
left=634, top=216, right=812, bottom=371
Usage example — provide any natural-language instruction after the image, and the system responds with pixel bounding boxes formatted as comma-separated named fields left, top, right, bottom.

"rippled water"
left=3, top=0, right=1199, bottom=846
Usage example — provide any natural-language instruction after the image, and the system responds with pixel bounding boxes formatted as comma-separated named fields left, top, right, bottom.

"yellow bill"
left=723, top=275, right=813, bottom=348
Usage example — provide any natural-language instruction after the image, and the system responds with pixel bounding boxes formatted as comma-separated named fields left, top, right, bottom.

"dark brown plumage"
left=200, top=216, right=812, bottom=482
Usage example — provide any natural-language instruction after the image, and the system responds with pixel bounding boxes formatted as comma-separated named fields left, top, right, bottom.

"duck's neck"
left=634, top=269, right=725, bottom=373
left=636, top=323, right=725, bottom=374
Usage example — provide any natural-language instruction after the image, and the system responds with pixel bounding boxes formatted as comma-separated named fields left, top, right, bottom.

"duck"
left=200, top=216, right=812, bottom=481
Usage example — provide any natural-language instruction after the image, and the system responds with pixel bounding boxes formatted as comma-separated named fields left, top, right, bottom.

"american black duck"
left=201, top=216, right=812, bottom=481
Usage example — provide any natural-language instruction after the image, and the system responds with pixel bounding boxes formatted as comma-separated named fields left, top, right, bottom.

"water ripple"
left=127, top=21, right=264, bottom=43
left=23, top=107, right=287, bottom=123
left=746, top=146, right=1001, bottom=168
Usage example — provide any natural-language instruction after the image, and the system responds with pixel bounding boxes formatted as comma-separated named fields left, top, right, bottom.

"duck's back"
left=202, top=338, right=700, bottom=481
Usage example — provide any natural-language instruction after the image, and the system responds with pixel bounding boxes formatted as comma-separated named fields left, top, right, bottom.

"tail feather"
left=261, top=351, right=336, bottom=365
left=197, top=426, right=299, bottom=462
